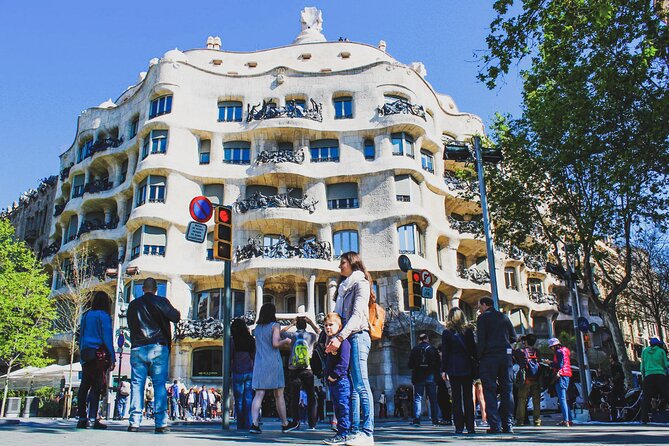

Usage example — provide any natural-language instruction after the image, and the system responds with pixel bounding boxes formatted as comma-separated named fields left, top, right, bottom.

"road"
left=1, top=418, right=668, bottom=445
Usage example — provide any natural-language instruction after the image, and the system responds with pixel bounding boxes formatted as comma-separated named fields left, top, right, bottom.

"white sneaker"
left=346, top=433, right=374, bottom=446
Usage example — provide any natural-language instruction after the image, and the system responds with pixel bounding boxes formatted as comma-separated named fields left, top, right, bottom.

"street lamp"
left=444, top=136, right=503, bottom=309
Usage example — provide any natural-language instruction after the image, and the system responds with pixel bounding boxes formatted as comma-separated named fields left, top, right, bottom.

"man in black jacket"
left=126, top=278, right=181, bottom=433
left=476, top=297, right=517, bottom=434
left=408, top=333, right=441, bottom=426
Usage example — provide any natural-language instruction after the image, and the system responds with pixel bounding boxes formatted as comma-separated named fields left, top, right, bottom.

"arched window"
left=192, top=348, right=222, bottom=377
left=149, top=95, right=173, bottom=119
left=333, top=230, right=359, bottom=258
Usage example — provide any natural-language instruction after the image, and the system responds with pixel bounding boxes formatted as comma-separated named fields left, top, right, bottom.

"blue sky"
left=0, top=1, right=523, bottom=208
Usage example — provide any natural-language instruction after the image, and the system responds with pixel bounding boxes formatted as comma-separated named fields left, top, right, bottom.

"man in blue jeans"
left=408, top=333, right=440, bottom=426
left=476, top=297, right=517, bottom=434
left=126, top=278, right=181, bottom=433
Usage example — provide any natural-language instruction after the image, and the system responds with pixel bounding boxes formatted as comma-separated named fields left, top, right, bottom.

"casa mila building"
left=46, top=7, right=604, bottom=401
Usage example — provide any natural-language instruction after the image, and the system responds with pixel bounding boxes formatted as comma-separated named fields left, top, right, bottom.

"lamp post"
left=444, top=135, right=503, bottom=309
left=105, top=262, right=139, bottom=420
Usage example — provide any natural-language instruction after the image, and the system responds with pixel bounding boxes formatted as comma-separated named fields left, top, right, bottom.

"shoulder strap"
left=453, top=329, right=476, bottom=363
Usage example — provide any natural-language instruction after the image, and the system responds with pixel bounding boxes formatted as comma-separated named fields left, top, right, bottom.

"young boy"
left=323, top=312, right=351, bottom=446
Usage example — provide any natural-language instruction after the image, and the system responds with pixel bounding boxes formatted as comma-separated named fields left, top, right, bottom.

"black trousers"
left=641, top=374, right=669, bottom=422
left=436, top=379, right=452, bottom=421
left=450, top=375, right=474, bottom=432
left=77, top=361, right=104, bottom=420
left=289, top=369, right=317, bottom=427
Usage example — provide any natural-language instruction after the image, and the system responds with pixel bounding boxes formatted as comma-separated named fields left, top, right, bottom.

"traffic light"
left=213, top=205, right=233, bottom=261
left=407, top=270, right=422, bottom=309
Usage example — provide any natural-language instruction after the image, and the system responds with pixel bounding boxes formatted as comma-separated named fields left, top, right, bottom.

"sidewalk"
left=2, top=417, right=669, bottom=445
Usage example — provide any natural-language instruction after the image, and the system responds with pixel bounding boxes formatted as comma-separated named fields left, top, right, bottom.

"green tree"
left=478, top=0, right=669, bottom=386
left=0, top=219, right=55, bottom=416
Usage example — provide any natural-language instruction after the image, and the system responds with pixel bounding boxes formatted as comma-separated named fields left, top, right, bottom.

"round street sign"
left=420, top=269, right=434, bottom=287
left=577, top=317, right=590, bottom=333
left=589, top=322, right=599, bottom=333
left=398, top=255, right=412, bottom=273
left=189, top=196, right=213, bottom=223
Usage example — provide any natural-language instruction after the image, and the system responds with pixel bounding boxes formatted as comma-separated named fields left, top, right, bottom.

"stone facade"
left=44, top=8, right=607, bottom=408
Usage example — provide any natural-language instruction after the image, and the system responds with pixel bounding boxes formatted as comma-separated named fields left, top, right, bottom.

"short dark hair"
left=296, top=317, right=307, bottom=330
left=479, top=297, right=494, bottom=307
left=525, top=333, right=537, bottom=346
left=419, top=333, right=429, bottom=341
left=90, top=291, right=111, bottom=315
left=173, top=380, right=177, bottom=384
left=143, top=277, right=158, bottom=293
left=256, top=303, right=277, bottom=325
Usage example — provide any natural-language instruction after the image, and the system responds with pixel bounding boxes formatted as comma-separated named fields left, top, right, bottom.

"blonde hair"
left=325, top=312, right=342, bottom=325
left=446, top=307, right=468, bottom=333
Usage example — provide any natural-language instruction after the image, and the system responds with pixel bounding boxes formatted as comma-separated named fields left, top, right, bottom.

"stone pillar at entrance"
left=307, top=274, right=316, bottom=317
left=378, top=338, right=396, bottom=415
left=255, top=278, right=265, bottom=317
left=327, top=277, right=338, bottom=313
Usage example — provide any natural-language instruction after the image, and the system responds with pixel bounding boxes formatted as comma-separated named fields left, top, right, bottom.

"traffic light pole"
left=473, top=136, right=501, bottom=310
left=221, top=259, right=232, bottom=430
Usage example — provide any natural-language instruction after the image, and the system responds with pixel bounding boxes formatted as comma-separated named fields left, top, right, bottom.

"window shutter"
left=326, top=183, right=358, bottom=200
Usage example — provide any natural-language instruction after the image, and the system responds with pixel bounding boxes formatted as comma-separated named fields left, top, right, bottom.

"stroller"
left=590, top=378, right=643, bottom=421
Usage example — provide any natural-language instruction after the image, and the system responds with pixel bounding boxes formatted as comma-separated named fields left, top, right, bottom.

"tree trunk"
left=1, top=363, right=12, bottom=418
left=64, top=336, right=76, bottom=420
left=601, top=306, right=634, bottom=388
left=655, top=316, right=664, bottom=342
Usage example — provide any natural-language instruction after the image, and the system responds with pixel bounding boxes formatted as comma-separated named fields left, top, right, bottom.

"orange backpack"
left=368, top=293, right=385, bottom=341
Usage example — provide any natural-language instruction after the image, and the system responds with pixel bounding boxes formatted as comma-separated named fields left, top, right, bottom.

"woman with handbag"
left=441, top=307, right=477, bottom=434
left=76, top=291, right=115, bottom=429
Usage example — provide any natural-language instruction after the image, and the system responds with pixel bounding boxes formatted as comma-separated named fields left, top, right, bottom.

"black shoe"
left=486, top=428, right=502, bottom=434
left=155, top=426, right=171, bottom=434
left=127, top=426, right=139, bottom=432
left=411, top=419, right=421, bottom=426
left=455, top=430, right=464, bottom=434
left=282, top=420, right=300, bottom=432
left=250, top=424, right=262, bottom=434
left=76, top=419, right=88, bottom=429
left=92, top=421, right=107, bottom=430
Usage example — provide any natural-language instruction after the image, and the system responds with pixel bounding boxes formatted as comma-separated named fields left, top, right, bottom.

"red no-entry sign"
left=189, top=196, right=213, bottom=223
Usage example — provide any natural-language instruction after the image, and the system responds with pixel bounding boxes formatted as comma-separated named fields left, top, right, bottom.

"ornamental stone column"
left=307, top=273, right=316, bottom=317
left=327, top=277, right=338, bottom=313
left=255, top=278, right=265, bottom=317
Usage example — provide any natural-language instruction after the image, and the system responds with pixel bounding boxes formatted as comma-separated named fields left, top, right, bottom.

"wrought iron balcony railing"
left=77, top=216, right=120, bottom=237
left=443, top=171, right=478, bottom=195
left=53, top=203, right=65, bottom=217
left=457, top=266, right=491, bottom=285
left=255, top=148, right=305, bottom=165
left=528, top=292, right=558, bottom=306
left=60, top=163, right=73, bottom=181
left=174, top=312, right=257, bottom=340
left=235, top=235, right=332, bottom=262
left=234, top=189, right=318, bottom=214
left=246, top=99, right=323, bottom=123
left=91, top=137, right=124, bottom=153
left=376, top=98, right=426, bottom=121
left=448, top=215, right=482, bottom=234
left=84, top=178, right=114, bottom=194
left=41, top=241, right=60, bottom=258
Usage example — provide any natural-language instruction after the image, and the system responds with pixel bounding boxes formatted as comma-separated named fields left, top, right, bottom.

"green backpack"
left=292, top=334, right=310, bottom=369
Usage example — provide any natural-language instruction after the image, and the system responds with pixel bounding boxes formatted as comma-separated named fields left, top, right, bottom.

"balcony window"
left=333, top=230, right=359, bottom=258
left=391, top=132, right=415, bottom=158
left=327, top=183, right=359, bottom=209
left=199, top=139, right=211, bottom=165
left=333, top=96, right=353, bottom=119
left=528, top=278, right=542, bottom=294
left=364, top=140, right=375, bottom=161
left=66, top=215, right=78, bottom=242
left=421, top=149, right=434, bottom=174
left=457, top=252, right=467, bottom=272
left=398, top=223, right=424, bottom=256
left=77, top=139, right=94, bottom=163
left=120, top=160, right=128, bottom=184
left=394, top=174, right=420, bottom=203
left=142, top=129, right=168, bottom=159
left=203, top=184, right=224, bottom=206
left=192, top=348, right=222, bottom=377
left=223, top=141, right=251, bottom=165
left=149, top=95, right=173, bottom=119
left=72, top=174, right=85, bottom=198
left=129, top=117, right=139, bottom=139
left=218, top=101, right=243, bottom=122
left=195, top=288, right=245, bottom=319
left=505, top=267, right=518, bottom=290
left=310, top=139, right=340, bottom=163
left=136, top=176, right=166, bottom=206
left=131, top=225, right=167, bottom=259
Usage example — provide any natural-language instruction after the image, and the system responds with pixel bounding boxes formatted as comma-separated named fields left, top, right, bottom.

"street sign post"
left=189, top=196, right=214, bottom=223
left=421, top=286, right=433, bottom=299
left=186, top=221, right=207, bottom=243
left=578, top=317, right=590, bottom=333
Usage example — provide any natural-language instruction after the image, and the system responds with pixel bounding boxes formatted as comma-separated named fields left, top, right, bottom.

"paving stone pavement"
left=2, top=418, right=669, bottom=446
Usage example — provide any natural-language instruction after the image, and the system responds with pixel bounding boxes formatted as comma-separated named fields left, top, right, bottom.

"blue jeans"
left=556, top=376, right=571, bottom=422
left=479, top=354, right=514, bottom=431
left=116, top=395, right=128, bottom=418
left=145, top=400, right=154, bottom=418
left=329, top=377, right=351, bottom=436
left=170, top=397, right=180, bottom=419
left=129, top=344, right=169, bottom=428
left=413, top=377, right=438, bottom=423
left=349, top=331, right=374, bottom=436
left=232, top=372, right=253, bottom=430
